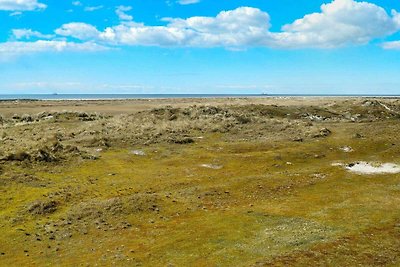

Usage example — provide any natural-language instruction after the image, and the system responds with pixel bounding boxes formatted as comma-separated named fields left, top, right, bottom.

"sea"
left=0, top=94, right=398, bottom=100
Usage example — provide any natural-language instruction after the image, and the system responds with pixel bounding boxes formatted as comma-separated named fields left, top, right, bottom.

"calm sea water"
left=0, top=94, right=398, bottom=100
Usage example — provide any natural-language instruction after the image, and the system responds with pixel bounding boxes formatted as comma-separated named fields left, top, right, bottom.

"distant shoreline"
left=0, top=94, right=399, bottom=101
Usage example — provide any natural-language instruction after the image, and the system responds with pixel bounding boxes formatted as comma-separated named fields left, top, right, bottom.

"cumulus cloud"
left=3, top=0, right=400, bottom=59
left=89, top=7, right=271, bottom=47
left=52, top=1, right=400, bottom=49
left=276, top=0, right=400, bottom=48
left=55, top=22, right=101, bottom=40
left=0, top=0, right=46, bottom=11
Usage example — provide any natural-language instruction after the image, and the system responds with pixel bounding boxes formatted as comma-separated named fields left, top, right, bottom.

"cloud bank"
left=54, top=0, right=400, bottom=49
left=3, top=0, right=400, bottom=58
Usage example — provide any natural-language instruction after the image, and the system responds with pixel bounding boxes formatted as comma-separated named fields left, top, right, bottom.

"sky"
left=1, top=0, right=400, bottom=95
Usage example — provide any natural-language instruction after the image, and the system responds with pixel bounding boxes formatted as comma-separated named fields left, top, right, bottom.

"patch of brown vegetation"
left=27, top=200, right=58, bottom=215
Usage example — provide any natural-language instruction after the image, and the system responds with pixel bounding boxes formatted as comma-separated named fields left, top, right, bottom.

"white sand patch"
left=345, top=162, right=400, bottom=175
left=379, top=102, right=392, bottom=112
left=340, top=146, right=353, bottom=152
left=43, top=115, right=54, bottom=120
left=130, top=150, right=146, bottom=156
left=200, top=164, right=223, bottom=170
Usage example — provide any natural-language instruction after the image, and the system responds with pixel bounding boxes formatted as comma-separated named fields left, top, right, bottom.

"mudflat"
left=0, top=97, right=399, bottom=266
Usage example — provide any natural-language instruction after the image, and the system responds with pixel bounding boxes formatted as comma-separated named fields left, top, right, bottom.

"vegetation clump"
left=27, top=200, right=58, bottom=215
left=169, top=136, right=195, bottom=144
left=4, top=151, right=31, bottom=161
left=312, top=127, right=332, bottom=138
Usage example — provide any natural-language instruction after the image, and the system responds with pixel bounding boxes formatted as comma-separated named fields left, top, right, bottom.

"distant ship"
left=52, top=92, right=58, bottom=95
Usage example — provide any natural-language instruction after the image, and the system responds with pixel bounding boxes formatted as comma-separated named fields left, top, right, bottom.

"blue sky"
left=1, top=0, right=400, bottom=94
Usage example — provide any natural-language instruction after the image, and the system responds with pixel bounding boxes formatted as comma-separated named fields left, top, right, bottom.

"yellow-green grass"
left=0, top=121, right=399, bottom=266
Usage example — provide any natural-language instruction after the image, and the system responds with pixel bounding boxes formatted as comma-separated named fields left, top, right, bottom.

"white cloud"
left=55, top=23, right=101, bottom=40
left=0, top=40, right=109, bottom=59
left=3, top=0, right=400, bottom=59
left=275, top=0, right=400, bottom=48
left=9, top=11, right=21, bottom=16
left=72, top=1, right=82, bottom=6
left=178, top=0, right=200, bottom=5
left=381, top=41, right=400, bottom=50
left=84, top=5, right=103, bottom=12
left=98, top=7, right=271, bottom=47
left=53, top=1, right=400, bottom=49
left=116, top=6, right=133, bottom=21
left=71, top=1, right=103, bottom=13
left=12, top=29, right=54, bottom=40
left=0, top=0, right=46, bottom=11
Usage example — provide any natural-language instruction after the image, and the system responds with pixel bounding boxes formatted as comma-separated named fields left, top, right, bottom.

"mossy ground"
left=1, top=116, right=399, bottom=266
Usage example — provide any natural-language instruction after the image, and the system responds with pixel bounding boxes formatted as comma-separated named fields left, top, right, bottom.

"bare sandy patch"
left=346, top=162, right=400, bottom=175
left=200, top=164, right=223, bottom=170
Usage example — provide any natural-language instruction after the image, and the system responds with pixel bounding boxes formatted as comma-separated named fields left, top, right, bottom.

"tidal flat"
left=0, top=97, right=399, bottom=266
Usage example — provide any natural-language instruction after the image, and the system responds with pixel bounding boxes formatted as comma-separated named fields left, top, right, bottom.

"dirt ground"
left=0, top=97, right=399, bottom=266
